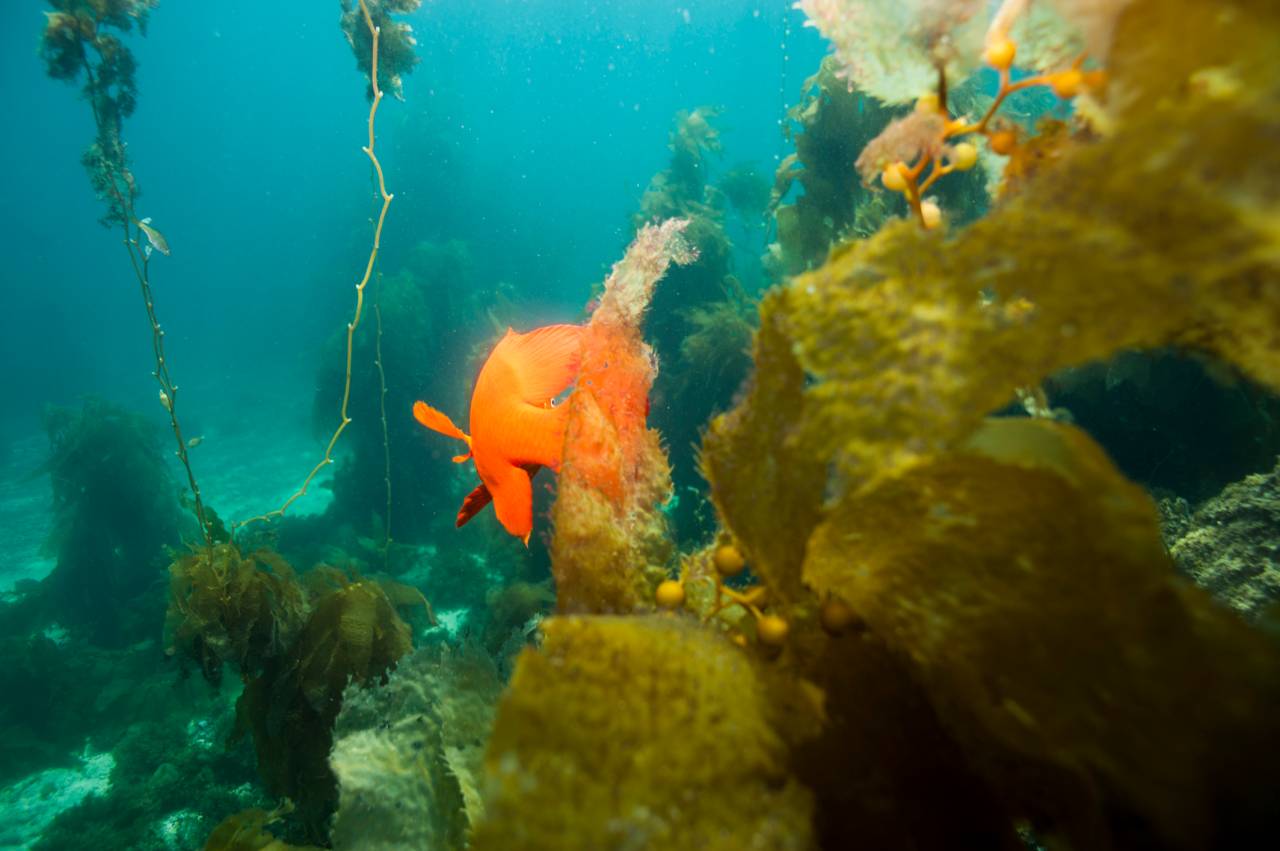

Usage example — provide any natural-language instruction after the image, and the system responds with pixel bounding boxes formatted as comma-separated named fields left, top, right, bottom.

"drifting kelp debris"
left=472, top=616, right=814, bottom=851
left=328, top=644, right=502, bottom=851
left=339, top=0, right=422, bottom=100
left=549, top=219, right=695, bottom=612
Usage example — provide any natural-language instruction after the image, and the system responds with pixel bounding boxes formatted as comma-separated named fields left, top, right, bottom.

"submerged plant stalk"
left=238, top=0, right=394, bottom=531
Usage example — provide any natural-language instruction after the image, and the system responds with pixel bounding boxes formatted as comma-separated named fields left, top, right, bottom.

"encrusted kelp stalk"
left=549, top=219, right=696, bottom=612
left=239, top=0, right=401, bottom=531
left=40, top=0, right=213, bottom=551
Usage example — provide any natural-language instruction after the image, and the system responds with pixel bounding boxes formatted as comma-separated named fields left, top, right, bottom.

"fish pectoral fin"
left=487, top=463, right=534, bottom=543
left=452, top=452, right=473, bottom=464
left=456, top=482, right=493, bottom=528
left=414, top=401, right=471, bottom=445
left=492, top=402, right=572, bottom=473
left=503, top=324, right=585, bottom=404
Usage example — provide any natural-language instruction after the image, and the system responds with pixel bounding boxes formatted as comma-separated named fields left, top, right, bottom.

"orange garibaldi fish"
left=413, top=324, right=584, bottom=545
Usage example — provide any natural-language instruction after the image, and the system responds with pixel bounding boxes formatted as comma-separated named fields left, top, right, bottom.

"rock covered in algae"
left=472, top=615, right=813, bottom=851
left=1164, top=457, right=1280, bottom=620
left=329, top=644, right=502, bottom=851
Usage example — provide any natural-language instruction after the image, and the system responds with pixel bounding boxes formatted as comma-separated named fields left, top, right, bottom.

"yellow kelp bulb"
left=820, top=597, right=857, bottom=634
left=988, top=130, right=1017, bottom=155
left=655, top=580, right=685, bottom=609
left=984, top=37, right=1017, bottom=71
left=950, top=142, right=979, bottom=171
left=714, top=544, right=746, bottom=577
left=1051, top=68, right=1084, bottom=99
left=920, top=201, right=943, bottom=230
left=882, top=162, right=909, bottom=192
left=756, top=614, right=789, bottom=646
left=914, top=93, right=940, bottom=114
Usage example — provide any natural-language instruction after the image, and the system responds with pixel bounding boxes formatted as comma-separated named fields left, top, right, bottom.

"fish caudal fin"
left=455, top=482, right=493, bottom=528
left=413, top=401, right=471, bottom=453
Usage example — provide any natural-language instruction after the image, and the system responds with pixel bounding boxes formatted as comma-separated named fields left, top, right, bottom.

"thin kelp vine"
left=239, top=0, right=408, bottom=531
left=40, top=0, right=212, bottom=552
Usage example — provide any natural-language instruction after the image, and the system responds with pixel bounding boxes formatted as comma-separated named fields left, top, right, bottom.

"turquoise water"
left=2, top=1, right=1279, bottom=849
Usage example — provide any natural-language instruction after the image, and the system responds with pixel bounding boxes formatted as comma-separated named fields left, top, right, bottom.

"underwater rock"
left=330, top=644, right=501, bottom=851
left=0, top=748, right=113, bottom=849
left=1164, top=457, right=1280, bottom=620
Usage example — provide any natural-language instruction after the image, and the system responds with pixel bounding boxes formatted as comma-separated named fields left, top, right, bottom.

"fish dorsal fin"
left=495, top=324, right=585, bottom=405
left=413, top=401, right=471, bottom=446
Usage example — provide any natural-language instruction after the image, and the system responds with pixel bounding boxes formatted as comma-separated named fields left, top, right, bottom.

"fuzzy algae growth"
left=473, top=616, right=813, bottom=851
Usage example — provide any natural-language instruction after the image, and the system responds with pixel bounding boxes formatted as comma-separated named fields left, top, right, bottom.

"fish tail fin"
left=413, top=401, right=471, bottom=446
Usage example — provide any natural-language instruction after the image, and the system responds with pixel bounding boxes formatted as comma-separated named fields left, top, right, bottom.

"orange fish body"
left=414, top=324, right=584, bottom=545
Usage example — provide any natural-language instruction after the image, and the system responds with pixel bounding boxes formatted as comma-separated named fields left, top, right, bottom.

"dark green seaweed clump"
left=40, top=399, right=184, bottom=645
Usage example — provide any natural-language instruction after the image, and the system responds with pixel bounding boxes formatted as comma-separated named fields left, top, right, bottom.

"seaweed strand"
left=238, top=0, right=394, bottom=531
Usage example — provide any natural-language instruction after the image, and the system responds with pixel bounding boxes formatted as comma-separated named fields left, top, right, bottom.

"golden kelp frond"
left=803, top=417, right=1280, bottom=847
left=165, top=544, right=307, bottom=683
left=702, top=302, right=825, bottom=608
left=203, top=803, right=322, bottom=851
left=783, top=0, right=1280, bottom=494
left=291, top=580, right=413, bottom=717
left=473, top=616, right=814, bottom=851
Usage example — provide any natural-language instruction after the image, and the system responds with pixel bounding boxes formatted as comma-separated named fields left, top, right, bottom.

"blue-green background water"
left=4, top=2, right=1279, bottom=848
left=0, top=0, right=822, bottom=587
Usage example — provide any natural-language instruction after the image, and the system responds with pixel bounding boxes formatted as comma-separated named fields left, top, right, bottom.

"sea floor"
left=0, top=407, right=338, bottom=849
left=0, top=412, right=333, bottom=595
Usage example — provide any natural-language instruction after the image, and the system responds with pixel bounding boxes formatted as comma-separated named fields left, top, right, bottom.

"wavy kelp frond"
left=329, top=644, right=502, bottom=851
left=204, top=803, right=322, bottom=851
left=702, top=302, right=825, bottom=608
left=227, top=576, right=415, bottom=836
left=289, top=581, right=413, bottom=718
left=550, top=219, right=695, bottom=612
left=804, top=418, right=1280, bottom=846
left=339, top=0, right=422, bottom=100
left=472, top=616, right=814, bottom=850
left=783, top=0, right=1280, bottom=493
left=796, top=0, right=987, bottom=105
left=165, top=544, right=308, bottom=684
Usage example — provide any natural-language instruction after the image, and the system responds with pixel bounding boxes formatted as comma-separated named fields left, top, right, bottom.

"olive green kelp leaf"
left=702, top=297, right=826, bottom=608
left=472, top=615, right=814, bottom=851
left=805, top=418, right=1280, bottom=848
